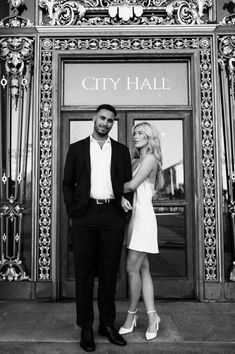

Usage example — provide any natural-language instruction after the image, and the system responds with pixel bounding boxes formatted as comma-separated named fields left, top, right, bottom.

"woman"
left=119, top=122, right=164, bottom=341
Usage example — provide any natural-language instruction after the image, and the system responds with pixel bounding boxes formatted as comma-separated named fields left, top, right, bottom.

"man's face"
left=93, top=109, right=115, bottom=137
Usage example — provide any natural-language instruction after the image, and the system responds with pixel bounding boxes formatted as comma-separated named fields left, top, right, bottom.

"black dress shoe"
left=80, top=327, right=96, bottom=352
left=98, top=324, right=127, bottom=346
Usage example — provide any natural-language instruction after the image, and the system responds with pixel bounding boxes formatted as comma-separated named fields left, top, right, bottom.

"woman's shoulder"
left=143, top=153, right=158, bottom=164
left=141, top=154, right=158, bottom=174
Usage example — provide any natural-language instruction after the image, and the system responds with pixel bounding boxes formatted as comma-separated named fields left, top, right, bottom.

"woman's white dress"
left=126, top=164, right=159, bottom=254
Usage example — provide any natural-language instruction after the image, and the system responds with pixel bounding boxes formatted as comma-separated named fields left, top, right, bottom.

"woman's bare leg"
left=140, top=256, right=159, bottom=333
left=121, top=249, right=145, bottom=329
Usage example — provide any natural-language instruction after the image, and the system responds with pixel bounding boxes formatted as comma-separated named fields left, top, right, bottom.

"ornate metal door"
left=59, top=110, right=128, bottom=299
left=126, top=110, right=195, bottom=298
left=59, top=109, right=195, bottom=299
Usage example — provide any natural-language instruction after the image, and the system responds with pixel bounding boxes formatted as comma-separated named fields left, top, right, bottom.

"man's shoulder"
left=111, top=138, right=129, bottom=151
left=70, top=137, right=89, bottom=149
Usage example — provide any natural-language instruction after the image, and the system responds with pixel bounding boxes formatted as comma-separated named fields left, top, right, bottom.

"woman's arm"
left=123, top=154, right=157, bottom=193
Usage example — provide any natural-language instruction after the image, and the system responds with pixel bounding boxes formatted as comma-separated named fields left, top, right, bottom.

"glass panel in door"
left=60, top=111, right=127, bottom=299
left=67, top=119, right=118, bottom=279
left=127, top=111, right=194, bottom=298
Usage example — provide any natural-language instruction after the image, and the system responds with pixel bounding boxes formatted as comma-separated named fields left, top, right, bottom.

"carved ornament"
left=0, top=0, right=33, bottom=27
left=0, top=37, right=34, bottom=282
left=39, top=34, right=216, bottom=281
left=39, top=0, right=213, bottom=25
left=0, top=37, right=34, bottom=109
left=0, top=176, right=30, bottom=281
left=218, top=35, right=235, bottom=258
left=220, top=1, right=235, bottom=26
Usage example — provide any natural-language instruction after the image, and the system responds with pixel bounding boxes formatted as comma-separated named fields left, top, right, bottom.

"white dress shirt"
left=90, top=135, right=114, bottom=199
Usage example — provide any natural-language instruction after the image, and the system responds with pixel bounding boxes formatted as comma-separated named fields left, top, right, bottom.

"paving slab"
left=0, top=300, right=234, bottom=354
left=171, top=312, right=235, bottom=342
left=0, top=342, right=235, bottom=354
left=0, top=312, right=180, bottom=343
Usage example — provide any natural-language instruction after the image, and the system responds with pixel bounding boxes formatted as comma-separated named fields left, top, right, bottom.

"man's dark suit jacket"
left=63, top=136, right=133, bottom=219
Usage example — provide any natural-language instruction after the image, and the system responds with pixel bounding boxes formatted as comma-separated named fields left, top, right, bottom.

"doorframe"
left=59, top=110, right=128, bottom=299
left=37, top=35, right=216, bottom=300
left=126, top=109, right=196, bottom=298
left=59, top=108, right=197, bottom=299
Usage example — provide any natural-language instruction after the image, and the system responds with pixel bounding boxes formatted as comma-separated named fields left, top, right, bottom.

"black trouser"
left=72, top=199, right=125, bottom=328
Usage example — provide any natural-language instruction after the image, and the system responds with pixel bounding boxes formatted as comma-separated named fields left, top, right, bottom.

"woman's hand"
left=121, top=196, right=132, bottom=213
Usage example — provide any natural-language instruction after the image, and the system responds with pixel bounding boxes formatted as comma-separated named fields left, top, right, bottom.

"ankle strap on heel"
left=128, top=309, right=137, bottom=314
left=147, top=310, right=156, bottom=314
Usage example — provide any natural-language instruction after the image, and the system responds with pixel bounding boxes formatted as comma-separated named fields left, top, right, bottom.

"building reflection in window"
left=134, top=119, right=187, bottom=278
left=134, top=120, right=184, bottom=201
left=221, top=130, right=233, bottom=280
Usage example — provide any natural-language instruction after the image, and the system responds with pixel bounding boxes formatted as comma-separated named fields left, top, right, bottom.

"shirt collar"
left=90, top=135, right=111, bottom=144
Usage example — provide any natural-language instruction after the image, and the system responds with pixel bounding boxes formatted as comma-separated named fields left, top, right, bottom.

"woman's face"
left=133, top=127, right=148, bottom=149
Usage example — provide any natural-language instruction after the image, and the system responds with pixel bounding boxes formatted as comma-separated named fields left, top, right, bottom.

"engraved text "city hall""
left=82, top=77, right=171, bottom=91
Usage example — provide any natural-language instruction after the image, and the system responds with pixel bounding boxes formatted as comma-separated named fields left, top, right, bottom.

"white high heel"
left=145, top=310, right=161, bottom=341
left=119, top=309, right=138, bottom=335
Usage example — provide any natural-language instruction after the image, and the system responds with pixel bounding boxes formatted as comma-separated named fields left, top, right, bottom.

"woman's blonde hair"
left=132, top=122, right=164, bottom=190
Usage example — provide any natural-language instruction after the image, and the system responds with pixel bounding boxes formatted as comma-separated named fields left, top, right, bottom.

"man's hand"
left=121, top=196, right=132, bottom=213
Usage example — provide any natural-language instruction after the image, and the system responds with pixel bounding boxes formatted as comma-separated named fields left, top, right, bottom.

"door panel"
left=60, top=111, right=127, bottom=299
left=127, top=111, right=194, bottom=298
left=60, top=110, right=195, bottom=299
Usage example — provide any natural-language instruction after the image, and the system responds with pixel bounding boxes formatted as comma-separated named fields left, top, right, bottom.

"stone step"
left=0, top=301, right=235, bottom=353
left=0, top=342, right=235, bottom=354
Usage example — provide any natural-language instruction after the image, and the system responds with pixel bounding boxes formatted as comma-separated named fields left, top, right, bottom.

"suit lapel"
left=82, top=137, right=91, bottom=174
left=111, top=138, right=118, bottom=180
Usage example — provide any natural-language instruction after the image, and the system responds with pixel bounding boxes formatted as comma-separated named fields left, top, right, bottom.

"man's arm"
left=123, top=146, right=133, bottom=204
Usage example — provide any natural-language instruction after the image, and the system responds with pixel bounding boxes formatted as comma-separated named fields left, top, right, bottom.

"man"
left=63, top=104, right=133, bottom=352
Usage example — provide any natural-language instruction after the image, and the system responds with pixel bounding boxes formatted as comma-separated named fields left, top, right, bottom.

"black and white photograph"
left=0, top=1, right=235, bottom=353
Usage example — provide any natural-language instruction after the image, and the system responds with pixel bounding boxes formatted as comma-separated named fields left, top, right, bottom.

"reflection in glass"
left=67, top=118, right=187, bottom=279
left=221, top=124, right=233, bottom=280
left=133, top=119, right=187, bottom=278
left=149, top=208, right=186, bottom=277
left=134, top=119, right=184, bottom=201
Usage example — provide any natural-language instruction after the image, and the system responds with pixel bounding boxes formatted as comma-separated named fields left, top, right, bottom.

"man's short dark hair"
left=96, top=104, right=117, bottom=117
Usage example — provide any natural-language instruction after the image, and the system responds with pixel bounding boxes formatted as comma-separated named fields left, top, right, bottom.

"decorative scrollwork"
left=0, top=260, right=29, bottom=281
left=38, top=41, right=53, bottom=280
left=0, top=36, right=34, bottom=282
left=39, top=0, right=86, bottom=25
left=167, top=0, right=212, bottom=25
left=1, top=200, right=24, bottom=220
left=39, top=0, right=213, bottom=25
left=0, top=37, right=33, bottom=74
left=0, top=0, right=33, bottom=27
left=219, top=48, right=235, bottom=119
left=218, top=36, right=235, bottom=106
left=0, top=176, right=29, bottom=281
left=220, top=14, right=235, bottom=26
left=218, top=35, right=235, bottom=268
left=53, top=37, right=201, bottom=50
left=9, top=0, right=25, bottom=7
left=198, top=39, right=217, bottom=280
left=220, top=1, right=235, bottom=26
left=40, top=35, right=216, bottom=281
left=228, top=202, right=235, bottom=215
left=0, top=37, right=34, bottom=109
left=218, top=36, right=235, bottom=60
left=108, top=4, right=143, bottom=22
